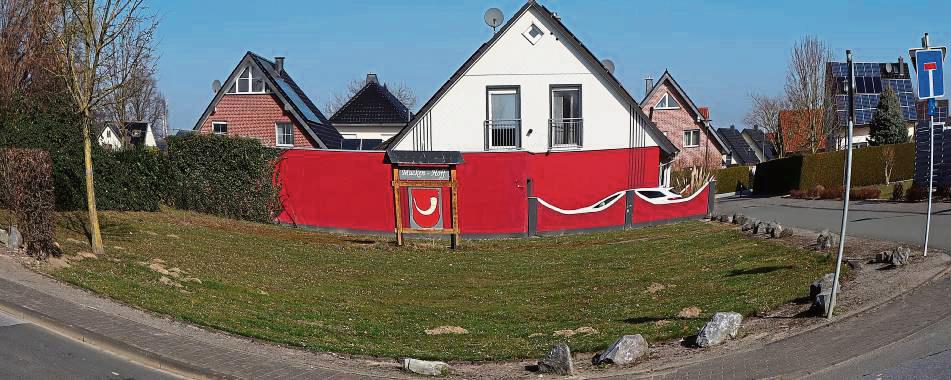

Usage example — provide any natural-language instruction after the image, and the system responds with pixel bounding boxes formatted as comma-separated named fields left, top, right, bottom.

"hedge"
left=0, top=149, right=57, bottom=258
left=93, top=149, right=167, bottom=212
left=714, top=166, right=753, bottom=194
left=165, top=133, right=281, bottom=223
left=754, top=142, right=915, bottom=195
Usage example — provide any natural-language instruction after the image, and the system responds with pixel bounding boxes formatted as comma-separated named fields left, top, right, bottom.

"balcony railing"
left=484, top=119, right=521, bottom=150
left=549, top=118, right=583, bottom=148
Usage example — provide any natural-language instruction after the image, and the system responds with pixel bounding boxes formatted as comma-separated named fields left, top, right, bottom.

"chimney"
left=730, top=124, right=736, bottom=130
left=698, top=107, right=710, bottom=121
left=897, top=56, right=905, bottom=76
left=753, top=124, right=760, bottom=131
left=645, top=76, right=654, bottom=98
left=366, top=73, right=379, bottom=84
left=274, top=56, right=285, bottom=74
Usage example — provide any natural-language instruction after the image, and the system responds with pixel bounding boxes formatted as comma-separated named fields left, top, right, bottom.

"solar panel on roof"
left=275, top=79, right=321, bottom=123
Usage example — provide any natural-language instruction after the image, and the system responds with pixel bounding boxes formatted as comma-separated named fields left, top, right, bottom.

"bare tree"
left=744, top=93, right=788, bottom=158
left=325, top=77, right=417, bottom=116
left=881, top=144, right=896, bottom=184
left=55, top=0, right=158, bottom=255
left=101, top=63, right=166, bottom=142
left=784, top=36, right=834, bottom=154
left=0, top=0, right=59, bottom=111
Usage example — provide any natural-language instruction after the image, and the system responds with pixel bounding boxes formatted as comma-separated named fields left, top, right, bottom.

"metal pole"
left=925, top=101, right=934, bottom=257
left=828, top=50, right=856, bottom=319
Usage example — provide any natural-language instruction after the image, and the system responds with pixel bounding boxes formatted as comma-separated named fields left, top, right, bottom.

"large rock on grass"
left=733, top=213, right=748, bottom=225
left=811, top=273, right=838, bottom=315
left=696, top=312, right=742, bottom=347
left=401, top=358, right=450, bottom=377
left=538, top=343, right=575, bottom=375
left=594, top=334, right=648, bottom=365
left=817, top=230, right=835, bottom=250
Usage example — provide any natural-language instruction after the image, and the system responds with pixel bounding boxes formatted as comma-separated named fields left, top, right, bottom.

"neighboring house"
left=914, top=99, right=951, bottom=187
left=778, top=109, right=827, bottom=155
left=640, top=71, right=730, bottom=170
left=716, top=125, right=776, bottom=166
left=193, top=52, right=342, bottom=149
left=382, top=1, right=676, bottom=164
left=826, top=59, right=917, bottom=149
left=329, top=73, right=410, bottom=150
left=97, top=121, right=157, bottom=150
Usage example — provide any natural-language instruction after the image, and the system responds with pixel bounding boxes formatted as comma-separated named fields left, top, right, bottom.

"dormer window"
left=229, top=65, right=267, bottom=94
left=655, top=93, right=680, bottom=110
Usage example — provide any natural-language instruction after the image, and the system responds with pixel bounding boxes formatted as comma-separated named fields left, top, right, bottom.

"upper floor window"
left=276, top=123, right=293, bottom=147
left=212, top=122, right=228, bottom=135
left=523, top=23, right=545, bottom=45
left=229, top=65, right=267, bottom=94
left=485, top=87, right=521, bottom=150
left=655, top=93, right=680, bottom=110
left=683, top=129, right=700, bottom=147
left=550, top=86, right=582, bottom=147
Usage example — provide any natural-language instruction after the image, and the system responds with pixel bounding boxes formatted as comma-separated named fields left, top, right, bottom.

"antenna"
left=212, top=79, right=221, bottom=93
left=601, top=59, right=615, bottom=74
left=484, top=8, right=504, bottom=33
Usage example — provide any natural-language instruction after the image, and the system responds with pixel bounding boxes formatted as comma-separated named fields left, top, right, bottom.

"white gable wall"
left=393, top=7, right=658, bottom=153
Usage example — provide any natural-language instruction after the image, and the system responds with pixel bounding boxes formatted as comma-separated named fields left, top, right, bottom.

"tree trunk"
left=82, top=113, right=104, bottom=255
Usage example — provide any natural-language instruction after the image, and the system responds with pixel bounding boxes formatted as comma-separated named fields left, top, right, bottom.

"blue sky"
left=154, top=0, right=951, bottom=133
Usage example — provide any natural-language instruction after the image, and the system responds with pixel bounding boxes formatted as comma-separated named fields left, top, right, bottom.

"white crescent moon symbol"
left=415, top=197, right=438, bottom=216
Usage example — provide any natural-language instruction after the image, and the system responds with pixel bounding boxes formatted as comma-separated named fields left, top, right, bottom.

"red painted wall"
left=632, top=183, right=710, bottom=224
left=274, top=146, right=709, bottom=236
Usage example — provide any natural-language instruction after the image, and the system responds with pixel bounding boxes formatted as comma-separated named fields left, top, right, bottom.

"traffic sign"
left=914, top=49, right=945, bottom=99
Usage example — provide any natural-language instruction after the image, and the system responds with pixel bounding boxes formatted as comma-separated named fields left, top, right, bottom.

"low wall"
left=275, top=147, right=712, bottom=237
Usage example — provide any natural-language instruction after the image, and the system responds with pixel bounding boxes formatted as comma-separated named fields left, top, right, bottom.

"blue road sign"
left=915, top=49, right=945, bottom=99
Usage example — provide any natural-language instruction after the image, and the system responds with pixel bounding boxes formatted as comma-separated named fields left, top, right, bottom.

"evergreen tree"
left=868, top=85, right=909, bottom=146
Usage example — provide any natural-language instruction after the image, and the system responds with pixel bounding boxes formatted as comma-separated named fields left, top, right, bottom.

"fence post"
left=624, top=190, right=635, bottom=227
left=526, top=178, right=537, bottom=236
left=707, top=180, right=717, bottom=216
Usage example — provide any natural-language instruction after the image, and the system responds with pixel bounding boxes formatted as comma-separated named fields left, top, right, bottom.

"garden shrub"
left=891, top=182, right=905, bottom=201
left=165, top=133, right=281, bottom=223
left=906, top=184, right=928, bottom=202
left=93, top=148, right=167, bottom=211
left=0, top=149, right=58, bottom=258
left=850, top=186, right=881, bottom=200
left=819, top=186, right=843, bottom=200
left=754, top=155, right=804, bottom=195
left=714, top=166, right=752, bottom=194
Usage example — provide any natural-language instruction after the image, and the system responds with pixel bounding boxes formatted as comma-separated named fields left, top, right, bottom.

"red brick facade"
left=643, top=81, right=723, bottom=170
left=198, top=94, right=318, bottom=148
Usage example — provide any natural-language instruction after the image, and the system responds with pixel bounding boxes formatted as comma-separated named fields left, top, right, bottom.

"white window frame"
left=522, top=23, right=545, bottom=45
left=212, top=122, right=228, bottom=135
left=683, top=129, right=700, bottom=148
left=275, top=122, right=294, bottom=147
left=231, top=66, right=268, bottom=94
left=655, top=93, right=681, bottom=110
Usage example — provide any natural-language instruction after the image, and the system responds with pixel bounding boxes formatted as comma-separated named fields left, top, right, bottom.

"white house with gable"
left=383, top=1, right=676, bottom=160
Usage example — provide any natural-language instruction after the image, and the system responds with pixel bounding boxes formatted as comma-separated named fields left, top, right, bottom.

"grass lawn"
left=48, top=209, right=831, bottom=361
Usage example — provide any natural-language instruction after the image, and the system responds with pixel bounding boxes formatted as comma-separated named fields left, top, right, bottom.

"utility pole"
left=827, top=50, right=856, bottom=319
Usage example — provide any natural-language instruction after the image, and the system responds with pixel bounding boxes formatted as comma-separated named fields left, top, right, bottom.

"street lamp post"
left=827, top=50, right=856, bottom=319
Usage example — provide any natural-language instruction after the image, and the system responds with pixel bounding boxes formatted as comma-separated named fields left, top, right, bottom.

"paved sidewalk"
left=0, top=255, right=398, bottom=380
left=598, top=270, right=951, bottom=379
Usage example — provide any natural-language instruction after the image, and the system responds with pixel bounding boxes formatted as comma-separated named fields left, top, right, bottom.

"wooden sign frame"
left=392, top=166, right=460, bottom=248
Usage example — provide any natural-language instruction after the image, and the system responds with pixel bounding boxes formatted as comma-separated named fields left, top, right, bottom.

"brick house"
left=641, top=71, right=729, bottom=172
left=193, top=52, right=342, bottom=149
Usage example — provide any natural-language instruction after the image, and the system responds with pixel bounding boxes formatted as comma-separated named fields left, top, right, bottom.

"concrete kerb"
left=586, top=227, right=951, bottom=379
left=0, top=295, right=214, bottom=380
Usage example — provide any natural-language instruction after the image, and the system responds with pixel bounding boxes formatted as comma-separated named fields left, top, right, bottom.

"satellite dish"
left=484, top=8, right=504, bottom=32
left=212, top=79, right=221, bottom=93
left=601, top=59, right=615, bottom=74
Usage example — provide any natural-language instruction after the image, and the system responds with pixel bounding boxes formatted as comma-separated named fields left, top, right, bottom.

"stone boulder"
left=401, top=358, right=450, bottom=377
left=817, top=230, right=835, bottom=250
left=733, top=213, right=748, bottom=225
left=537, top=343, right=575, bottom=375
left=742, top=218, right=760, bottom=233
left=810, top=273, right=838, bottom=315
left=891, top=247, right=911, bottom=266
left=6, top=226, right=21, bottom=250
left=752, top=220, right=769, bottom=235
left=769, top=223, right=785, bottom=238
left=0, top=228, right=8, bottom=246
left=594, top=334, right=648, bottom=365
left=696, top=312, right=743, bottom=347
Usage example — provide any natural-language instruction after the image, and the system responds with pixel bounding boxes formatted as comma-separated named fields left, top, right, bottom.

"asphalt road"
left=0, top=310, right=178, bottom=380
left=716, top=196, right=951, bottom=250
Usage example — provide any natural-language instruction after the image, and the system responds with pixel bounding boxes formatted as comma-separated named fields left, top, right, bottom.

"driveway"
left=716, top=196, right=951, bottom=250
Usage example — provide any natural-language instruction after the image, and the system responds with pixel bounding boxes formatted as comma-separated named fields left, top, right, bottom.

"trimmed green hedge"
left=754, top=143, right=915, bottom=195
left=165, top=133, right=281, bottom=223
left=715, top=166, right=753, bottom=194
left=94, top=149, right=167, bottom=212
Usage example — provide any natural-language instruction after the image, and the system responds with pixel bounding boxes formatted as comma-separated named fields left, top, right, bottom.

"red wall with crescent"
left=275, top=147, right=707, bottom=236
